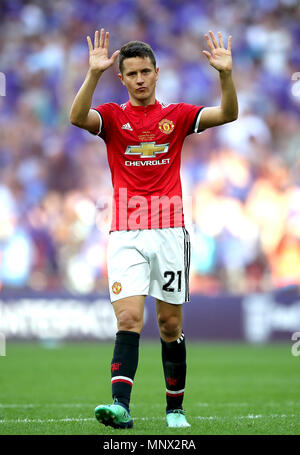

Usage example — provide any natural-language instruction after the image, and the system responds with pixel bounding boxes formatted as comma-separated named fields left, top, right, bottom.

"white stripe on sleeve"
left=194, top=107, right=208, bottom=134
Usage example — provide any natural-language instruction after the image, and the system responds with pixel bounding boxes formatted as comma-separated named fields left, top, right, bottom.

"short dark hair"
left=119, top=41, right=156, bottom=74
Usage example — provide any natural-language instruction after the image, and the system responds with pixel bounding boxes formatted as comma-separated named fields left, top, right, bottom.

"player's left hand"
left=202, top=31, right=232, bottom=73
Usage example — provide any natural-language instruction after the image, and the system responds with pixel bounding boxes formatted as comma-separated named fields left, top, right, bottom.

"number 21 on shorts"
left=162, top=270, right=182, bottom=292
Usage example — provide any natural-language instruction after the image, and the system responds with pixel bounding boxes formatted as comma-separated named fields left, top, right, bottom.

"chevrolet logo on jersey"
left=125, top=142, right=169, bottom=158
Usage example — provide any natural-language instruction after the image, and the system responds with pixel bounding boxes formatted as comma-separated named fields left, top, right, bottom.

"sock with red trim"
left=111, top=330, right=140, bottom=411
left=161, top=332, right=186, bottom=412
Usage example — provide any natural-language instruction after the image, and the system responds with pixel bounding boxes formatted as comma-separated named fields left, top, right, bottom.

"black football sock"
left=161, top=332, right=186, bottom=412
left=111, top=330, right=140, bottom=412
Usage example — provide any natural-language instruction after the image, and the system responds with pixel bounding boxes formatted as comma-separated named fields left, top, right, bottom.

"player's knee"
left=117, top=309, right=143, bottom=333
left=158, top=315, right=181, bottom=340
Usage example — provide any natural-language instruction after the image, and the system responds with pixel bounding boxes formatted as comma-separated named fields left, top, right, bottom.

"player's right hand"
left=87, top=29, right=120, bottom=73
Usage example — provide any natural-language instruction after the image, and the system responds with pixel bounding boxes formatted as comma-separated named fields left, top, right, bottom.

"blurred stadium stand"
left=0, top=0, right=300, bottom=296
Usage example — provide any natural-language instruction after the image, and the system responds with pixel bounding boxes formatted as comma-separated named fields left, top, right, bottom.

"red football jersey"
left=92, top=100, right=205, bottom=231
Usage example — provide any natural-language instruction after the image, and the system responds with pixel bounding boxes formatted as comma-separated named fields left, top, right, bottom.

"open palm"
left=202, top=31, right=232, bottom=72
left=87, top=29, right=120, bottom=73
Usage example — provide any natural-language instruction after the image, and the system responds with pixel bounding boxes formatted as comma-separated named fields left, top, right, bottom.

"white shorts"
left=107, top=227, right=191, bottom=305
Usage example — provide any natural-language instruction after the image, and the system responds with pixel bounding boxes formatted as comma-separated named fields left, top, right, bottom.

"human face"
left=118, top=56, right=159, bottom=106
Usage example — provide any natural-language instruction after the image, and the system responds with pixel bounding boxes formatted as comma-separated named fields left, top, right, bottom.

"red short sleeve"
left=178, top=103, right=206, bottom=136
left=91, top=103, right=118, bottom=139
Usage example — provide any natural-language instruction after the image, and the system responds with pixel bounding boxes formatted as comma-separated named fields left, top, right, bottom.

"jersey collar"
left=126, top=99, right=160, bottom=111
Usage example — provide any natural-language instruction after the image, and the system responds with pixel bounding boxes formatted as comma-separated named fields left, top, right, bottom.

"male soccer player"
left=70, top=29, right=238, bottom=429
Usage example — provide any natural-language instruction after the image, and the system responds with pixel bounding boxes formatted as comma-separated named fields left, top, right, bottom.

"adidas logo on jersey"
left=121, top=123, right=133, bottom=131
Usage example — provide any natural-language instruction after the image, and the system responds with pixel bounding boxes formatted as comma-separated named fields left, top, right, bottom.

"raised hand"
left=202, top=31, right=232, bottom=73
left=87, top=29, right=120, bottom=73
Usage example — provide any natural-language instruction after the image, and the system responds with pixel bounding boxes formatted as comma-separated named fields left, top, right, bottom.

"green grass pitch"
left=0, top=340, right=299, bottom=435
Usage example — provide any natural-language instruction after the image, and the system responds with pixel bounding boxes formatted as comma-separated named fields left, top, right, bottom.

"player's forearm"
left=219, top=70, right=238, bottom=122
left=70, top=69, right=103, bottom=126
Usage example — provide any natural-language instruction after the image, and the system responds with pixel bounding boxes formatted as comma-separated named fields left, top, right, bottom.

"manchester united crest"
left=158, top=119, right=175, bottom=135
left=112, top=281, right=122, bottom=295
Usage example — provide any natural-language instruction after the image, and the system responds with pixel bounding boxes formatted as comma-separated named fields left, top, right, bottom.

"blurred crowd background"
left=0, top=0, right=300, bottom=295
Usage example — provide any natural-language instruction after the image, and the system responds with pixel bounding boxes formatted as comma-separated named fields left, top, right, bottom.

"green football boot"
left=166, top=409, right=191, bottom=428
left=94, top=399, right=133, bottom=429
